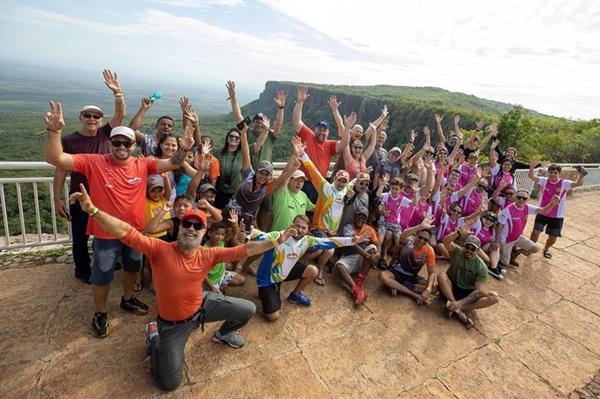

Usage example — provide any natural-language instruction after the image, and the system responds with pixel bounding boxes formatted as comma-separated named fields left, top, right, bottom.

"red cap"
left=181, top=209, right=207, bottom=226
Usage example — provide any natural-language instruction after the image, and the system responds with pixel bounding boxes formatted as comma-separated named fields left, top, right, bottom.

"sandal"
left=133, top=281, right=143, bottom=293
left=377, top=259, right=388, bottom=270
left=543, top=250, right=552, bottom=259
left=314, top=275, right=325, bottom=286
left=455, top=310, right=474, bottom=329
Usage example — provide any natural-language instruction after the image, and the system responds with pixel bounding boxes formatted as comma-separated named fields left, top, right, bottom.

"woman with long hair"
left=215, top=128, right=243, bottom=208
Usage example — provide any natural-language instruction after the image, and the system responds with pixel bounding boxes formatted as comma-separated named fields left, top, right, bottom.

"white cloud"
left=146, top=0, right=243, bottom=7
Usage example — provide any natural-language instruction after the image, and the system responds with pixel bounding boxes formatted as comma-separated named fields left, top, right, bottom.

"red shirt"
left=72, top=154, right=159, bottom=239
left=121, top=228, right=248, bottom=321
left=297, top=125, right=338, bottom=176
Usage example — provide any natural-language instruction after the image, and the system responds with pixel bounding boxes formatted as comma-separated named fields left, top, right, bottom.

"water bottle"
left=149, top=91, right=162, bottom=102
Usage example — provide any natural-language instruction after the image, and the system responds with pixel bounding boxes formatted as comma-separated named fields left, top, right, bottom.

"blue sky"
left=1, top=0, right=599, bottom=119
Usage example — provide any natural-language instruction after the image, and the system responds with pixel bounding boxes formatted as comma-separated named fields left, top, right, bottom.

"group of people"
left=45, top=69, right=586, bottom=392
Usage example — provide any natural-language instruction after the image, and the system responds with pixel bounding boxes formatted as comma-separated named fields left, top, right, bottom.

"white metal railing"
left=1, top=161, right=598, bottom=251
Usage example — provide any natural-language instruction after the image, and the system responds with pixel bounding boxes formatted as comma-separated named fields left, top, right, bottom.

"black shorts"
left=391, top=268, right=425, bottom=291
left=440, top=282, right=474, bottom=301
left=258, top=262, right=308, bottom=315
left=533, top=214, right=563, bottom=237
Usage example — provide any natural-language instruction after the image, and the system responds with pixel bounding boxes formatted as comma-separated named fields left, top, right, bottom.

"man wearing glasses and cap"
left=438, top=223, right=500, bottom=329
left=52, top=68, right=126, bottom=284
left=44, top=101, right=196, bottom=339
left=271, top=169, right=315, bottom=232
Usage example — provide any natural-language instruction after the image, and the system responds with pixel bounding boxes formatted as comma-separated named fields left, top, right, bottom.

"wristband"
left=278, top=106, right=285, bottom=109
left=89, top=207, right=100, bottom=217
left=46, top=128, right=62, bottom=134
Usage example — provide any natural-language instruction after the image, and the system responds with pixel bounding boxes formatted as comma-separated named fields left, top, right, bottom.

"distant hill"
left=237, top=81, right=555, bottom=149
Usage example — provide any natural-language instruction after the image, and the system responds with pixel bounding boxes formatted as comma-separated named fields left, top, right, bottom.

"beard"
left=177, top=232, right=203, bottom=251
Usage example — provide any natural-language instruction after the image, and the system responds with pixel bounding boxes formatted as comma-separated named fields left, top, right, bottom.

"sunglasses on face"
left=450, top=208, right=462, bottom=214
left=483, top=217, right=496, bottom=223
left=181, top=220, right=205, bottom=230
left=516, top=196, right=528, bottom=201
left=358, top=181, right=369, bottom=186
left=82, top=113, right=102, bottom=119
left=416, top=235, right=430, bottom=243
left=228, top=135, right=240, bottom=141
left=478, top=184, right=488, bottom=189
left=111, top=140, right=134, bottom=149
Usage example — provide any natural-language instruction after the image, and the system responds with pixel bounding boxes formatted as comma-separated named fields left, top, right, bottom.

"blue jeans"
left=90, top=238, right=142, bottom=285
left=148, top=292, right=256, bottom=391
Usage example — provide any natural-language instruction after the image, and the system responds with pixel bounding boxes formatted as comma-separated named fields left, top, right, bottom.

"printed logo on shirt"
left=127, top=177, right=143, bottom=185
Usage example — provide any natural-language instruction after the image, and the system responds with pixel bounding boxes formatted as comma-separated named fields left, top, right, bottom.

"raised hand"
left=291, top=135, right=306, bottom=157
left=180, top=125, right=195, bottom=151
left=419, top=215, right=434, bottom=230
left=410, top=129, right=417, bottom=142
left=141, top=97, right=153, bottom=110
left=475, top=119, right=486, bottom=131
left=491, top=138, right=500, bottom=149
left=201, top=141, right=212, bottom=155
left=197, top=199, right=209, bottom=210
left=379, top=117, right=389, bottom=131
left=274, top=90, right=287, bottom=108
left=423, top=126, right=431, bottom=137
left=529, top=158, right=539, bottom=169
left=262, top=116, right=271, bottom=131
left=297, top=86, right=310, bottom=102
left=327, top=95, right=341, bottom=110
left=344, top=111, right=358, bottom=128
left=179, top=96, right=190, bottom=111
left=69, top=183, right=96, bottom=213
left=454, top=115, right=461, bottom=125
left=434, top=113, right=443, bottom=123
left=102, top=68, right=121, bottom=94
left=225, top=81, right=236, bottom=100
left=229, top=208, right=239, bottom=225
left=44, top=101, right=65, bottom=132
left=380, top=104, right=389, bottom=119
left=459, top=219, right=475, bottom=236
left=489, top=122, right=498, bottom=136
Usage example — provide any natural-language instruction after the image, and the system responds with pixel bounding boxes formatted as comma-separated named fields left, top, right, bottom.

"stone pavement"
left=1, top=191, right=600, bottom=399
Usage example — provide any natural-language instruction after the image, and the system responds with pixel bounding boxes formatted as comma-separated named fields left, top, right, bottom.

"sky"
left=0, top=0, right=598, bottom=119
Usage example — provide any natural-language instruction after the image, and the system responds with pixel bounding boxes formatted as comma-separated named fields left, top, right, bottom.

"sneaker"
left=145, top=321, right=158, bottom=356
left=287, top=291, right=312, bottom=307
left=91, top=312, right=109, bottom=338
left=499, top=266, right=508, bottom=275
left=353, top=286, right=367, bottom=305
left=488, top=268, right=504, bottom=280
left=212, top=329, right=245, bottom=349
left=120, top=296, right=150, bottom=315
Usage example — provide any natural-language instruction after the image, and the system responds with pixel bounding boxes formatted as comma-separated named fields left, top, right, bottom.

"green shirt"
left=447, top=246, right=488, bottom=290
left=216, top=150, right=243, bottom=194
left=205, top=242, right=226, bottom=285
left=271, top=186, right=315, bottom=231
left=250, top=128, right=278, bottom=169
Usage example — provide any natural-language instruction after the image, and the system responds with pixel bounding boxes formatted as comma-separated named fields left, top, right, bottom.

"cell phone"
left=574, top=165, right=589, bottom=177
left=241, top=213, right=254, bottom=232
left=236, top=116, right=252, bottom=131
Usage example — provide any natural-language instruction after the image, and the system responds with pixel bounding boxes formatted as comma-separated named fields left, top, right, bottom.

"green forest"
left=1, top=80, right=599, bottom=236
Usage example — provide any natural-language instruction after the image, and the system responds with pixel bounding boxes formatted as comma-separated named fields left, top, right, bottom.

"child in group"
left=377, top=177, right=413, bottom=267
left=471, top=210, right=504, bottom=279
left=145, top=194, right=195, bottom=242
left=203, top=221, right=246, bottom=294
left=433, top=199, right=483, bottom=260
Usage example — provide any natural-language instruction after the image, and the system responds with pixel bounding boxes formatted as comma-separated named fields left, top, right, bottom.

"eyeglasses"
left=181, top=220, right=205, bottom=230
left=82, top=113, right=102, bottom=119
left=111, top=140, right=134, bottom=149
left=416, top=235, right=430, bottom=243
left=357, top=181, right=369, bottom=186
left=516, top=196, right=528, bottom=201
left=478, top=184, right=488, bottom=189
left=228, top=135, right=240, bottom=141
left=450, top=208, right=462, bottom=214
left=483, top=217, right=496, bottom=223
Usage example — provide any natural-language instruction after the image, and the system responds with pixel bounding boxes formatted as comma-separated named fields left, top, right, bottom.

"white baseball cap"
left=80, top=105, right=104, bottom=116
left=109, top=126, right=135, bottom=141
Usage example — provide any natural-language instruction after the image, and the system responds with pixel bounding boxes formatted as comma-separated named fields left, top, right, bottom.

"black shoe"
left=91, top=312, right=109, bottom=338
left=487, top=268, right=504, bottom=280
left=120, top=296, right=150, bottom=315
left=75, top=272, right=91, bottom=284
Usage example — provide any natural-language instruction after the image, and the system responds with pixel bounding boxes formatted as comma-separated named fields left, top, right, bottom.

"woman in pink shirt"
left=343, top=122, right=377, bottom=180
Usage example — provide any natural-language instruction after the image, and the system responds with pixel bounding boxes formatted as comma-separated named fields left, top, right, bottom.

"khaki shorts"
left=500, top=235, right=538, bottom=265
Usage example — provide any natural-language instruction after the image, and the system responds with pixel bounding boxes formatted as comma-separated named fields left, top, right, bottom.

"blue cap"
left=315, top=120, right=329, bottom=129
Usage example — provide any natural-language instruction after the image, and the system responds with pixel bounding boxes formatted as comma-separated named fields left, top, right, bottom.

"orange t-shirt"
left=72, top=154, right=159, bottom=239
left=121, top=228, right=248, bottom=321
left=297, top=125, right=338, bottom=177
left=206, top=153, right=221, bottom=182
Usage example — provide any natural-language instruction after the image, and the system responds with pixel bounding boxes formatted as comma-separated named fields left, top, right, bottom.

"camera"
left=236, top=116, right=252, bottom=131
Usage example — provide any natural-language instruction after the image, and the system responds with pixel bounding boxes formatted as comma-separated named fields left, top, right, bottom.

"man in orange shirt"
left=44, top=101, right=195, bottom=339
left=70, top=184, right=289, bottom=391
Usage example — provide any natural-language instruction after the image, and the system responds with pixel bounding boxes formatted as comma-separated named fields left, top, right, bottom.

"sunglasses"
left=416, top=235, right=430, bottom=242
left=357, top=181, right=369, bottom=186
left=228, top=135, right=241, bottom=140
left=450, top=208, right=462, bottom=214
left=478, top=184, right=488, bottom=189
left=82, top=113, right=102, bottom=119
left=181, top=220, right=205, bottom=230
left=111, top=140, right=134, bottom=149
left=483, top=217, right=496, bottom=223
left=516, top=196, right=528, bottom=201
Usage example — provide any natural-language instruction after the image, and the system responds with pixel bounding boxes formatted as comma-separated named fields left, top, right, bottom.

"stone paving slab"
left=1, top=191, right=599, bottom=398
